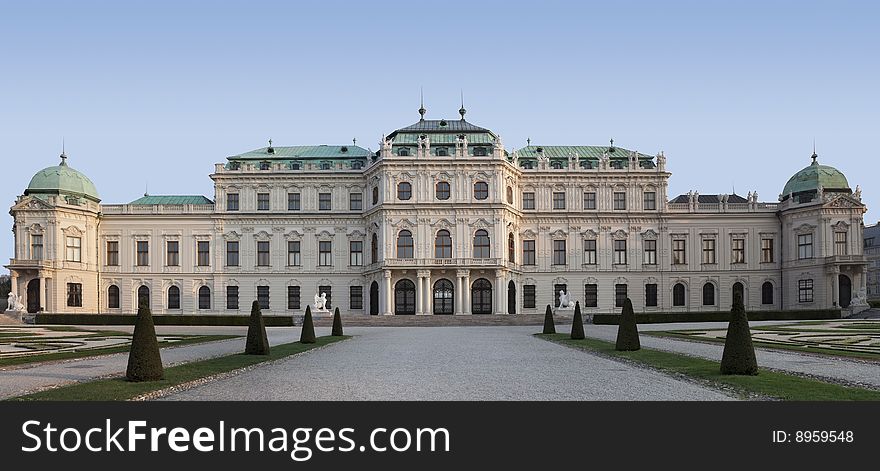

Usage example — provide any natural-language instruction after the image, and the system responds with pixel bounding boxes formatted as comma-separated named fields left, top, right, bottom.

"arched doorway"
left=138, top=285, right=150, bottom=309
left=26, top=279, right=40, bottom=313
left=394, top=279, right=416, bottom=315
left=471, top=278, right=492, bottom=314
left=732, top=282, right=744, bottom=307
left=673, top=283, right=686, bottom=307
left=433, top=279, right=454, bottom=315
left=839, top=274, right=852, bottom=308
left=369, top=281, right=379, bottom=315
left=507, top=280, right=516, bottom=314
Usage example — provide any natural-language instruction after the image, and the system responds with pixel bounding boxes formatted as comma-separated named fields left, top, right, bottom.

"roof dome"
left=782, top=153, right=849, bottom=198
left=25, top=154, right=100, bottom=202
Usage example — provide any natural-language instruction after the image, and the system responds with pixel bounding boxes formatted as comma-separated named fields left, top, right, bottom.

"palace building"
left=6, top=107, right=870, bottom=317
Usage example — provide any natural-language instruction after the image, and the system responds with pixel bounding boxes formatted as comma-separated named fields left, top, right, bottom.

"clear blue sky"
left=2, top=0, right=878, bottom=269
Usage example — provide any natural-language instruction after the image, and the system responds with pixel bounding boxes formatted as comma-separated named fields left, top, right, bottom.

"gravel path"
left=161, top=327, right=735, bottom=401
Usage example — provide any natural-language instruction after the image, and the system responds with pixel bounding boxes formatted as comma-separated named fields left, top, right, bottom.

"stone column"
left=10, top=272, right=18, bottom=297
left=383, top=270, right=393, bottom=316
left=458, top=269, right=471, bottom=315
left=455, top=274, right=463, bottom=315
left=495, top=269, right=506, bottom=315
left=39, top=276, right=47, bottom=312
left=831, top=270, right=839, bottom=308
left=415, top=275, right=423, bottom=315
left=423, top=270, right=432, bottom=315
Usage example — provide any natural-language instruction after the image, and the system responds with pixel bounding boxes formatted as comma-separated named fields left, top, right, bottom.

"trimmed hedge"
left=35, top=313, right=294, bottom=326
left=126, top=302, right=164, bottom=382
left=593, top=309, right=841, bottom=325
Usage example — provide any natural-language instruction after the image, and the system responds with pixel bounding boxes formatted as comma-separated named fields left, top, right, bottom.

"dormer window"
left=260, top=161, right=271, bottom=171
left=290, top=161, right=301, bottom=170
left=229, top=161, right=241, bottom=170
left=320, top=162, right=331, bottom=170
left=398, top=148, right=410, bottom=156
left=436, top=147, right=449, bottom=156
left=611, top=161, right=623, bottom=169
left=522, top=161, right=534, bottom=169
left=473, top=147, right=488, bottom=156
left=351, top=161, right=363, bottom=170
left=580, top=160, right=592, bottom=169
left=551, top=161, right=563, bottom=169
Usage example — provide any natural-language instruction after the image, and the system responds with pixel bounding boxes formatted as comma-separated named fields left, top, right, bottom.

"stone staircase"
left=308, top=314, right=568, bottom=327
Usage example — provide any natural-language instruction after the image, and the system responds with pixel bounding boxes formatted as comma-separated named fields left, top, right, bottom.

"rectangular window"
left=834, top=232, right=848, bottom=256
left=523, top=285, right=536, bottom=309
left=350, top=286, right=363, bottom=310
left=349, top=192, right=363, bottom=211
left=672, top=239, right=686, bottom=265
left=552, top=240, right=566, bottom=265
left=522, top=192, right=535, bottom=210
left=227, top=193, right=239, bottom=211
left=522, top=240, right=536, bottom=265
left=197, top=241, right=210, bottom=267
left=31, top=235, right=43, bottom=260
left=319, top=241, right=332, bottom=266
left=350, top=241, right=363, bottom=266
left=257, top=286, right=270, bottom=310
left=584, top=239, right=597, bottom=265
left=319, top=193, right=332, bottom=211
left=166, top=241, right=179, bottom=266
left=613, top=239, right=627, bottom=265
left=583, top=192, right=596, bottom=210
left=136, top=240, right=149, bottom=266
left=798, top=234, right=813, bottom=260
left=645, top=283, right=658, bottom=307
left=613, top=192, right=627, bottom=210
left=553, top=284, right=568, bottom=308
left=66, top=236, right=82, bottom=262
left=288, top=192, right=301, bottom=211
left=226, top=286, right=239, bottom=310
left=615, top=284, right=628, bottom=308
left=257, top=241, right=270, bottom=267
left=761, top=238, right=774, bottom=263
left=106, top=240, right=118, bottom=266
left=643, top=192, right=656, bottom=210
left=584, top=284, right=598, bottom=307
left=702, top=239, right=716, bottom=264
left=226, top=241, right=239, bottom=266
left=318, top=286, right=332, bottom=310
left=552, top=192, right=566, bottom=210
left=257, top=193, right=270, bottom=211
left=798, top=279, right=813, bottom=303
left=288, top=241, right=301, bottom=266
left=643, top=239, right=657, bottom=265
left=66, top=283, right=82, bottom=307
left=731, top=238, right=745, bottom=264
left=288, top=286, right=301, bottom=310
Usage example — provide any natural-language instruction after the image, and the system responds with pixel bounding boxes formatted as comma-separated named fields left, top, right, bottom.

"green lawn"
left=10, top=336, right=349, bottom=401
left=537, top=333, right=880, bottom=401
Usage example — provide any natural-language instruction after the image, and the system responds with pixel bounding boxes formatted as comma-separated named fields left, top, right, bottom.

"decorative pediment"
left=826, top=195, right=862, bottom=208
left=435, top=171, right=455, bottom=181
left=641, top=229, right=658, bottom=240
left=253, top=230, right=272, bottom=241
left=549, top=229, right=568, bottom=239
left=521, top=228, right=538, bottom=239
left=62, top=225, right=84, bottom=237
left=393, top=218, right=417, bottom=229
left=471, top=171, right=492, bottom=181
left=14, top=197, right=55, bottom=211
left=316, top=230, right=335, bottom=240
left=584, top=276, right=598, bottom=284
left=612, top=229, right=628, bottom=240
left=347, top=229, right=365, bottom=240
left=794, top=223, right=815, bottom=235
left=223, top=231, right=241, bottom=241
left=471, top=218, right=493, bottom=229
left=831, top=220, right=850, bottom=232
left=581, top=229, right=598, bottom=239
left=552, top=277, right=568, bottom=285
left=27, top=223, right=44, bottom=234
left=431, top=218, right=454, bottom=230
left=613, top=276, right=628, bottom=284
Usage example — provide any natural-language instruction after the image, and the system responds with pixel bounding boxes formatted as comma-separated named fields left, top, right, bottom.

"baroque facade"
left=7, top=109, right=870, bottom=316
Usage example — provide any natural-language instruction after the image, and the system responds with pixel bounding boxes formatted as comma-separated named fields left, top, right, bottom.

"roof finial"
left=267, top=138, right=274, bottom=154
left=459, top=90, right=466, bottom=120
left=353, top=137, right=357, bottom=146
left=418, top=87, right=426, bottom=120
left=527, top=137, right=531, bottom=146
left=144, top=181, right=149, bottom=197
left=811, top=139, right=817, bottom=163
left=59, top=137, right=68, bottom=166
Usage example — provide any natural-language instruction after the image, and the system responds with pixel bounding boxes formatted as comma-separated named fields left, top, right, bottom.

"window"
left=319, top=241, right=332, bottom=266
left=523, top=240, right=536, bottom=265
left=585, top=284, right=598, bottom=307
left=435, top=230, right=452, bottom=258
left=643, top=239, right=657, bottom=265
left=436, top=181, right=450, bottom=200
left=473, top=230, right=490, bottom=258
left=731, top=238, right=745, bottom=264
left=397, top=230, right=414, bottom=258
left=290, top=162, right=301, bottom=170
left=835, top=231, right=848, bottom=256
left=320, top=162, right=331, bottom=170
left=673, top=283, right=686, bottom=306
left=226, top=241, right=239, bottom=266
left=66, top=236, right=82, bottom=262
left=798, top=279, right=813, bottom=303
left=106, top=240, right=118, bottom=266
left=397, top=182, right=412, bottom=200
left=257, top=286, right=270, bottom=310
left=350, top=241, right=363, bottom=266
left=523, top=285, right=536, bottom=309
left=583, top=192, right=596, bottom=210
left=613, top=239, right=627, bottom=265
left=615, top=284, right=627, bottom=308
left=371, top=233, right=378, bottom=263
left=197, top=241, right=210, bottom=267
left=108, top=285, right=120, bottom=309
left=506, top=186, right=514, bottom=204
left=257, top=193, right=270, bottom=211
left=288, top=286, right=301, bottom=310
left=318, top=286, right=332, bottom=310
left=352, top=161, right=363, bottom=170
left=643, top=192, right=656, bottom=210
left=584, top=240, right=597, bottom=265
left=372, top=187, right=379, bottom=205
left=398, top=148, right=409, bottom=156
left=198, top=286, right=210, bottom=310
left=319, top=193, right=331, bottom=211
left=613, top=192, right=626, bottom=210
left=136, top=241, right=149, bottom=266
left=285, top=241, right=299, bottom=266
left=350, top=286, right=363, bottom=310
left=67, top=283, right=82, bottom=307
left=436, top=147, right=449, bottom=156
left=645, top=283, right=658, bottom=307
left=702, top=283, right=715, bottom=306
left=702, top=239, right=716, bottom=264
left=474, top=181, right=489, bottom=200
left=551, top=161, right=563, bottom=169
left=138, top=285, right=150, bottom=309
left=508, top=233, right=515, bottom=262
left=257, top=241, right=270, bottom=266
left=30, top=234, right=43, bottom=260
left=798, top=234, right=813, bottom=260
left=166, top=241, right=179, bottom=266
left=553, top=284, right=568, bottom=308
left=474, top=147, right=488, bottom=157
left=260, top=161, right=271, bottom=170
left=522, top=161, right=534, bottom=169
left=762, top=282, right=774, bottom=305
left=227, top=286, right=239, bottom=310
left=349, top=192, right=362, bottom=211
left=552, top=192, right=566, bottom=210
left=288, top=193, right=301, bottom=211
left=552, top=240, right=566, bottom=265
left=523, top=192, right=535, bottom=210
left=672, top=240, right=686, bottom=265
left=761, top=238, right=774, bottom=263
left=227, top=193, right=239, bottom=211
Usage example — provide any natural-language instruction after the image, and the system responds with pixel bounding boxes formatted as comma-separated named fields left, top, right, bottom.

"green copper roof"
left=230, top=145, right=370, bottom=160
left=782, top=155, right=850, bottom=196
left=129, top=195, right=214, bottom=205
left=26, top=155, right=100, bottom=202
left=392, top=132, right=497, bottom=145
left=514, top=145, right=653, bottom=160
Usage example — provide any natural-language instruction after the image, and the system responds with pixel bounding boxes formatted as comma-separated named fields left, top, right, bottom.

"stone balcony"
left=666, top=202, right=778, bottom=213
left=371, top=258, right=517, bottom=270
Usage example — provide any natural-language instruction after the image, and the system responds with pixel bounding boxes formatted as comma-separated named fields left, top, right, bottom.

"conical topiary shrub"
left=542, top=304, right=556, bottom=334
left=720, top=296, right=758, bottom=375
left=615, top=298, right=640, bottom=351
left=300, top=305, right=316, bottom=344
left=126, top=301, right=164, bottom=382
left=331, top=306, right=344, bottom=336
left=245, top=300, right=270, bottom=355
left=570, top=301, right=585, bottom=340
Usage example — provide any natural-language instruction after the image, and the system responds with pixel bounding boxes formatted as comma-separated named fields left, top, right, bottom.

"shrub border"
left=592, top=309, right=841, bottom=325
left=35, top=313, right=294, bottom=327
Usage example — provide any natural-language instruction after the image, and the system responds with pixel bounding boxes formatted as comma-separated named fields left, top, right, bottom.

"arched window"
left=506, top=186, right=514, bottom=204
left=398, top=148, right=410, bottom=156
left=108, top=285, right=120, bottom=309
left=436, top=181, right=450, bottom=200
left=351, top=161, right=363, bottom=170
left=371, top=233, right=379, bottom=263
left=508, top=233, right=515, bottom=262
left=433, top=279, right=454, bottom=315
left=732, top=282, right=744, bottom=307
left=522, top=161, right=534, bottom=169
left=369, top=281, right=379, bottom=315
left=372, top=187, right=379, bottom=205
left=473, top=230, right=490, bottom=259
left=474, top=181, right=489, bottom=200
left=436, top=147, right=449, bottom=156
left=168, top=286, right=180, bottom=310
left=198, top=286, right=210, bottom=310
left=397, top=182, right=412, bottom=200
left=471, top=278, right=493, bottom=314
left=435, top=230, right=452, bottom=258
left=395, top=279, right=416, bottom=315
left=397, top=230, right=414, bottom=258
left=551, top=161, right=563, bottom=169
left=702, top=282, right=715, bottom=306
left=138, top=285, right=150, bottom=309
left=762, top=282, right=774, bottom=305
left=673, top=283, right=686, bottom=307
